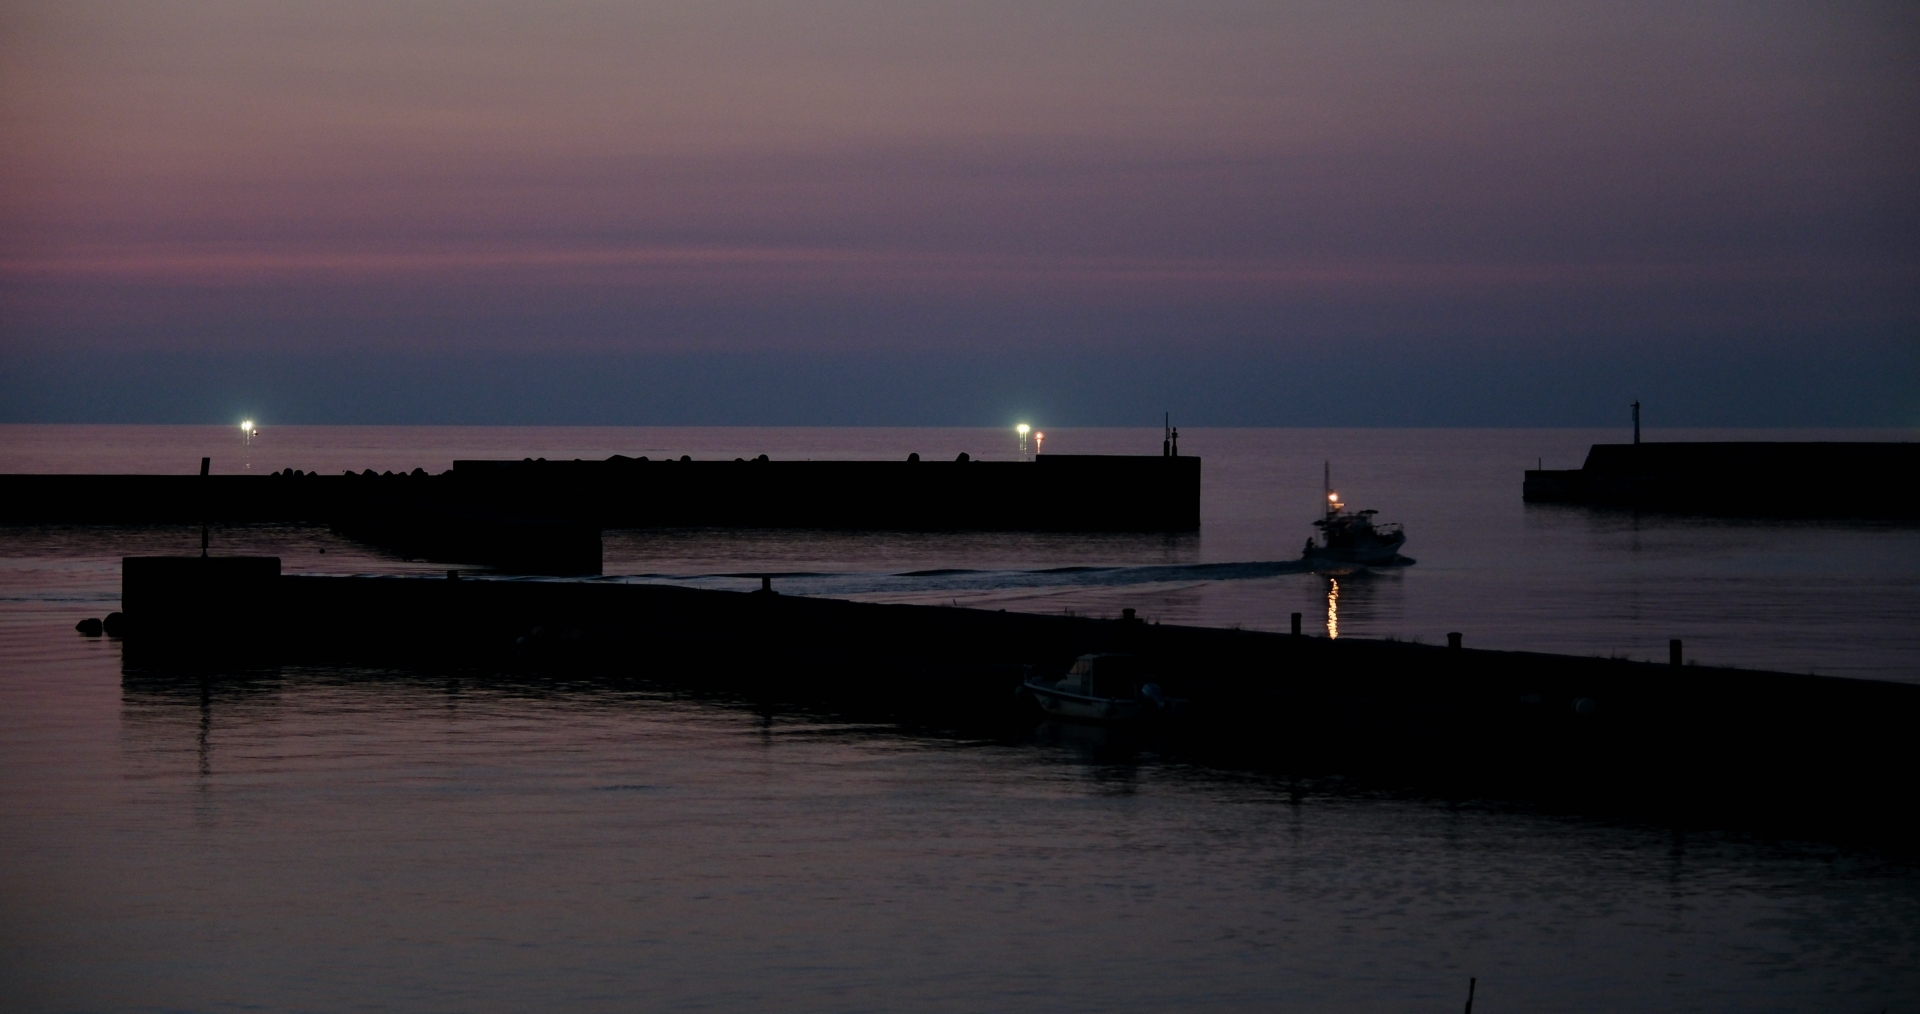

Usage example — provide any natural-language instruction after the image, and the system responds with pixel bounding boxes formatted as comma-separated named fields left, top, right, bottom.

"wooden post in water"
left=1671, top=639, right=1683, bottom=667
left=1464, top=976, right=1476, bottom=1013
left=1290, top=612, right=1301, bottom=636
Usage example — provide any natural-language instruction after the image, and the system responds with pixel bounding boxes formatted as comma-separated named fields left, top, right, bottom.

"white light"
left=1328, top=492, right=1338, bottom=501
left=1016, top=423, right=1030, bottom=435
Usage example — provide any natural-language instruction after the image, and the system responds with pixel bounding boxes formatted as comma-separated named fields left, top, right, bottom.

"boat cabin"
left=1060, top=653, right=1142, bottom=699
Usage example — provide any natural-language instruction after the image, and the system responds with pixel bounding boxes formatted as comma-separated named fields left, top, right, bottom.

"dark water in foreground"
left=3, top=426, right=1918, bottom=1011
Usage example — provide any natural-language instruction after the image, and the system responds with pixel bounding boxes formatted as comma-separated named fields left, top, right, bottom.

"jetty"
left=108, top=556, right=1920, bottom=848
left=1525, top=441, right=1919, bottom=517
left=0, top=453, right=1202, bottom=573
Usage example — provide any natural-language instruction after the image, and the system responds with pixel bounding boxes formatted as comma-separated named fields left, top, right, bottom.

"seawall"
left=0, top=453, right=1202, bottom=531
left=115, top=557, right=1920, bottom=846
left=1524, top=441, right=1918, bottom=517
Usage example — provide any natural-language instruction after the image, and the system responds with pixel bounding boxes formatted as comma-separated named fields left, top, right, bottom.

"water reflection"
left=1327, top=577, right=1339, bottom=638
left=98, top=661, right=1920, bottom=1014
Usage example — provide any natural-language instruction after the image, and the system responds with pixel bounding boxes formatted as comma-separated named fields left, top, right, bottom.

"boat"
left=1019, top=653, right=1176, bottom=722
left=1302, top=462, right=1410, bottom=567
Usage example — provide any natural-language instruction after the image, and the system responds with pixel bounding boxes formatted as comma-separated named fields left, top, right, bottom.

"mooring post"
left=761, top=575, right=772, bottom=594
left=1464, top=976, right=1476, bottom=1014
left=1670, top=639, right=1682, bottom=666
left=1448, top=631, right=1462, bottom=649
left=1290, top=612, right=1301, bottom=636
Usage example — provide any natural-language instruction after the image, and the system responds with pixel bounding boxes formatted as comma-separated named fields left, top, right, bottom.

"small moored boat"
left=1020, top=653, right=1173, bottom=722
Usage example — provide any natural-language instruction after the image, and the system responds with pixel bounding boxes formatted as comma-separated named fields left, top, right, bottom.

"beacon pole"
left=200, top=456, right=210, bottom=557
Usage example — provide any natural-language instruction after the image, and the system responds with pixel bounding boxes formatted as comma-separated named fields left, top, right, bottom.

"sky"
left=1, top=1, right=1915, bottom=426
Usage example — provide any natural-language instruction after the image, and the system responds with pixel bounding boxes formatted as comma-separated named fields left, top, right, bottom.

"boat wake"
left=605, top=559, right=1320, bottom=598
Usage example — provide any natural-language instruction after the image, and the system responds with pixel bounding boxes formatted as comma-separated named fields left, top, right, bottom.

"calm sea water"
left=3, top=425, right=1917, bottom=1012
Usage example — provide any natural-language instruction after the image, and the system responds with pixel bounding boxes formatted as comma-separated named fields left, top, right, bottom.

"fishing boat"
left=1020, top=653, right=1175, bottom=722
left=1302, top=463, right=1411, bottom=567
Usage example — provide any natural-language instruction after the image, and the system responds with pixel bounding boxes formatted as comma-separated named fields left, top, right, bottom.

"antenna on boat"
left=1323, top=461, right=1342, bottom=517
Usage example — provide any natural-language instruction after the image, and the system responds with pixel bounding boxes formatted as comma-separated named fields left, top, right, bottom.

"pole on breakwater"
left=198, top=457, right=210, bottom=557
left=1291, top=612, right=1302, bottom=637
left=1671, top=639, right=1683, bottom=667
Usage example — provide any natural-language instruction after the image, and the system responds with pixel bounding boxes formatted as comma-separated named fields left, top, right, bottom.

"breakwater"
left=0, top=453, right=1200, bottom=530
left=113, top=556, right=1920, bottom=846
left=1525, top=441, right=1919, bottom=517
left=2, top=454, right=1199, bottom=573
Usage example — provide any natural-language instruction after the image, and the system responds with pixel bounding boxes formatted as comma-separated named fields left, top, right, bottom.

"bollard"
left=1290, top=612, right=1302, bottom=636
left=1122, top=608, right=1136, bottom=622
left=761, top=575, right=772, bottom=593
left=1670, top=639, right=1682, bottom=667
left=1448, top=632, right=1462, bottom=649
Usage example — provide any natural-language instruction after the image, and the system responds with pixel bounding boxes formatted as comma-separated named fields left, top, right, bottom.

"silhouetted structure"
left=0, top=454, right=1202, bottom=536
left=114, top=556, right=1920, bottom=847
left=1524, top=442, right=1918, bottom=517
left=2, top=453, right=1200, bottom=572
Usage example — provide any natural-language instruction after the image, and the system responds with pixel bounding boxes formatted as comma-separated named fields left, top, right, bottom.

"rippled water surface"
left=3, top=426, right=1917, bottom=1011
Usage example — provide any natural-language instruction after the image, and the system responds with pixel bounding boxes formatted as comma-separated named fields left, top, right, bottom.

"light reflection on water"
left=1327, top=577, right=1340, bottom=639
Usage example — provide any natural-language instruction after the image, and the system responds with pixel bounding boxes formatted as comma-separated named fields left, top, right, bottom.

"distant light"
left=1016, top=423, right=1030, bottom=435
left=1328, top=492, right=1338, bottom=501
left=240, top=420, right=254, bottom=433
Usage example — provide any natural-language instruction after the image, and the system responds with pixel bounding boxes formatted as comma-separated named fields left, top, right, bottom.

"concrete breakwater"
left=116, top=556, right=1920, bottom=846
left=0, top=454, right=1201, bottom=529
left=3, top=454, right=1199, bottom=573
left=1524, top=441, right=1919, bottom=517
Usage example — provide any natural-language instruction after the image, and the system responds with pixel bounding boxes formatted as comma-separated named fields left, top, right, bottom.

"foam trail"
left=607, top=559, right=1315, bottom=597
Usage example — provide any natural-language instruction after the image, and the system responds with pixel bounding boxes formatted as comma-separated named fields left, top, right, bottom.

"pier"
left=112, top=556, right=1920, bottom=847
left=1524, top=441, right=1919, bottom=517
left=0, top=454, right=1198, bottom=529
left=1, top=453, right=1201, bottom=573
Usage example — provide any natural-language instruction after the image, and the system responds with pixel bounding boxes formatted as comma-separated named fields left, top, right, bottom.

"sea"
left=2, top=424, right=1917, bottom=1012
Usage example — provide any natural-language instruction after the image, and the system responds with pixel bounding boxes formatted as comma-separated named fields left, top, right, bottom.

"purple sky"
left=1, top=2, right=1915, bottom=425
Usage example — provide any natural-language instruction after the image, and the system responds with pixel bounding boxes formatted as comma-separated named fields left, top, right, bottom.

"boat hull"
left=1023, top=682, right=1150, bottom=722
left=1303, top=545, right=1410, bottom=567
